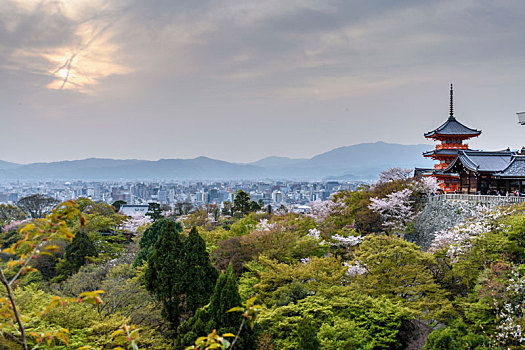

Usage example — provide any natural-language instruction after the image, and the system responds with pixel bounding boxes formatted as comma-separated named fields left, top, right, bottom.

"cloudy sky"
left=1, top=0, right=524, bottom=164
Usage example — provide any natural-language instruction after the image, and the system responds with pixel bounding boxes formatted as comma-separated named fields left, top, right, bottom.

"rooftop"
left=424, top=84, right=481, bottom=139
left=445, top=150, right=515, bottom=173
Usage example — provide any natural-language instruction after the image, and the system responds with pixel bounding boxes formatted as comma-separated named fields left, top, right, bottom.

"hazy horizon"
left=3, top=140, right=430, bottom=165
left=2, top=1, right=525, bottom=164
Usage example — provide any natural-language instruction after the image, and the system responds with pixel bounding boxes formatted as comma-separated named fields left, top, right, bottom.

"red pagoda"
left=422, top=84, right=481, bottom=192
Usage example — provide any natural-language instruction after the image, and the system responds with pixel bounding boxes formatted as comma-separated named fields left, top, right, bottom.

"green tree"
left=179, top=227, right=219, bottom=315
left=176, top=264, right=254, bottom=350
left=145, top=224, right=217, bottom=330
left=75, top=197, right=95, bottom=212
left=112, top=200, right=127, bottom=212
left=134, top=218, right=170, bottom=266
left=256, top=287, right=412, bottom=350
left=17, top=194, right=59, bottom=218
left=55, top=230, right=98, bottom=278
left=144, top=220, right=184, bottom=330
left=233, top=190, right=251, bottom=216
left=351, top=235, right=453, bottom=321
left=297, top=318, right=321, bottom=350
left=146, top=202, right=163, bottom=221
left=0, top=203, right=27, bottom=227
left=249, top=200, right=261, bottom=212
left=222, top=201, right=233, bottom=216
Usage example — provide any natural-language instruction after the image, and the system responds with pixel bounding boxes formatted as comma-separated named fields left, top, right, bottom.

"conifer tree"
left=233, top=190, right=251, bottom=216
left=180, top=226, right=219, bottom=315
left=145, top=202, right=163, bottom=221
left=176, top=264, right=254, bottom=350
left=144, top=220, right=184, bottom=329
left=55, top=230, right=97, bottom=278
left=145, top=224, right=217, bottom=330
left=134, top=218, right=170, bottom=266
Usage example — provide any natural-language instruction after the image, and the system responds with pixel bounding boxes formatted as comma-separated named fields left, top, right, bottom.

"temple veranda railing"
left=422, top=193, right=525, bottom=205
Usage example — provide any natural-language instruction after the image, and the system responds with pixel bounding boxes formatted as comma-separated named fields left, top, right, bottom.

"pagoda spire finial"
left=449, top=83, right=455, bottom=120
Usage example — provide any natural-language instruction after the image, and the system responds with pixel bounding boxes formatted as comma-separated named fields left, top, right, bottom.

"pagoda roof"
left=424, top=116, right=481, bottom=138
left=423, top=149, right=459, bottom=157
left=495, top=156, right=525, bottom=178
left=424, top=84, right=481, bottom=139
left=444, top=150, right=515, bottom=173
left=414, top=167, right=459, bottom=177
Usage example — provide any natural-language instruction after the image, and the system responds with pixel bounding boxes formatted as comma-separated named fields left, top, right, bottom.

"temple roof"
left=424, top=117, right=481, bottom=138
left=414, top=167, right=459, bottom=177
left=423, top=149, right=459, bottom=157
left=495, top=156, right=525, bottom=178
left=445, top=150, right=515, bottom=173
left=424, top=84, right=481, bottom=139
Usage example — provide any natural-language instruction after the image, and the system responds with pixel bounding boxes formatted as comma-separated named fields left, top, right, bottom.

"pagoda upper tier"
left=424, top=116, right=481, bottom=140
left=424, top=85, right=481, bottom=140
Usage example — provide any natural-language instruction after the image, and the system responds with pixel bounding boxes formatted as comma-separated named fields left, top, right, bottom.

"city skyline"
left=2, top=1, right=525, bottom=164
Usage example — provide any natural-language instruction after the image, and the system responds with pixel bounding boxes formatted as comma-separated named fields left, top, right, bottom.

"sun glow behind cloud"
left=4, top=0, right=130, bottom=93
left=42, top=23, right=131, bottom=93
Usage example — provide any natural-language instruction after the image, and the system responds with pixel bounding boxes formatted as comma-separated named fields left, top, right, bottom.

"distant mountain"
left=0, top=157, right=263, bottom=180
left=0, top=142, right=434, bottom=181
left=251, top=142, right=434, bottom=180
left=0, top=160, right=20, bottom=170
left=249, top=156, right=307, bottom=168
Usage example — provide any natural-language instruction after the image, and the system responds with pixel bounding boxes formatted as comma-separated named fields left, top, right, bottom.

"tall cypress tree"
left=145, top=224, right=218, bottom=330
left=180, top=227, right=219, bottom=315
left=134, top=218, right=170, bottom=266
left=176, top=264, right=254, bottom=350
left=144, top=220, right=184, bottom=329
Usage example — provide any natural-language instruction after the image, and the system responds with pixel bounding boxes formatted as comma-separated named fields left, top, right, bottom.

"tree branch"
left=0, top=268, right=28, bottom=350
left=229, top=317, right=245, bottom=350
left=9, top=236, right=45, bottom=287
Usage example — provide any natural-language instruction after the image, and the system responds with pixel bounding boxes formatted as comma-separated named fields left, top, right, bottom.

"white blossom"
left=429, top=206, right=510, bottom=261
left=308, top=197, right=344, bottom=223
left=307, top=228, right=321, bottom=240
left=415, top=176, right=440, bottom=196
left=344, top=261, right=367, bottom=276
left=495, top=268, right=525, bottom=344
left=256, top=218, right=275, bottom=231
left=300, top=257, right=311, bottom=264
left=369, top=188, right=414, bottom=234
left=331, top=234, right=363, bottom=247
left=120, top=214, right=152, bottom=234
left=377, top=168, right=413, bottom=184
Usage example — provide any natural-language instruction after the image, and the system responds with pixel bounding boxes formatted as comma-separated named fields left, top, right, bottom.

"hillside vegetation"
left=0, top=170, right=523, bottom=349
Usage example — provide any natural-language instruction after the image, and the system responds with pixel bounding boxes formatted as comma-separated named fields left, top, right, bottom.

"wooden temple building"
left=416, top=85, right=525, bottom=194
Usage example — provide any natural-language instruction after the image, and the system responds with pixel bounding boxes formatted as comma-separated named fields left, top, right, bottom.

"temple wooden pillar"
left=467, top=172, right=472, bottom=194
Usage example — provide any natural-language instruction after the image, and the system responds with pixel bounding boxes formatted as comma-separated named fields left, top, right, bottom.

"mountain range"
left=0, top=142, right=434, bottom=181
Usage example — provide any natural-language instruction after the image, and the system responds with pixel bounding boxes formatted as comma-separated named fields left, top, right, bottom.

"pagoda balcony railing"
left=423, top=193, right=525, bottom=204
left=434, top=163, right=450, bottom=170
left=436, top=143, right=468, bottom=150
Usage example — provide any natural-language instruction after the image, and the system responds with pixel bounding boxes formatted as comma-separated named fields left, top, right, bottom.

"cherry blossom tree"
left=428, top=206, right=509, bottom=261
left=369, top=188, right=415, bottom=235
left=415, top=176, right=440, bottom=196
left=308, top=197, right=344, bottom=223
left=377, top=168, right=413, bottom=184
left=120, top=214, right=152, bottom=234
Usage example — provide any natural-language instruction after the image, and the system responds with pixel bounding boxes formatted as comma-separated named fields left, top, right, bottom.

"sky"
left=1, top=0, right=525, bottom=164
